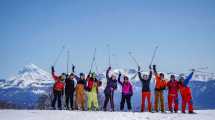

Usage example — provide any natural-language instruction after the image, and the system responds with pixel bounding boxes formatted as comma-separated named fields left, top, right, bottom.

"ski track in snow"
left=0, top=110, right=214, bottom=120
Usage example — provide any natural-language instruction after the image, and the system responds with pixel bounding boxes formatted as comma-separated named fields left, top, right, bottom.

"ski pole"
left=53, top=45, right=66, bottom=66
left=106, top=44, right=111, bottom=67
left=149, top=46, right=159, bottom=66
left=89, top=48, right=97, bottom=73
left=66, top=50, right=70, bottom=74
left=128, top=52, right=140, bottom=67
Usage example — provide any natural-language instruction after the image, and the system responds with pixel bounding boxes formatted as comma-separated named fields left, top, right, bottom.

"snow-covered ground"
left=0, top=110, right=215, bottom=120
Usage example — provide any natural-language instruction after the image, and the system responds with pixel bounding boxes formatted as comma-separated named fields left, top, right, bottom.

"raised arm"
left=184, top=71, right=194, bottom=86
left=51, top=66, right=58, bottom=81
left=153, top=65, right=158, bottom=76
left=118, top=72, right=123, bottom=85
left=138, top=66, right=143, bottom=81
left=106, top=66, right=111, bottom=80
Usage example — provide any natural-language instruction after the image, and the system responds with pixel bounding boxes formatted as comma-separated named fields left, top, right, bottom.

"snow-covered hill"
left=0, top=110, right=214, bottom=120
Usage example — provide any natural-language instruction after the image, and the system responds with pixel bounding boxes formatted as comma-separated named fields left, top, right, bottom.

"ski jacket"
left=154, top=74, right=167, bottom=91
left=118, top=77, right=133, bottom=96
left=179, top=72, right=194, bottom=97
left=65, top=77, right=75, bottom=95
left=104, top=69, right=117, bottom=95
left=52, top=70, right=64, bottom=91
left=138, top=71, right=152, bottom=92
left=167, top=80, right=179, bottom=95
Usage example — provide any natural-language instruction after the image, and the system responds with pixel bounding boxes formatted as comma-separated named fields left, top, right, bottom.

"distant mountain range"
left=0, top=64, right=215, bottom=110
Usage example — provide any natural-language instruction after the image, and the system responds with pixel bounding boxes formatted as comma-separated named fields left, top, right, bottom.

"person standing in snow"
left=179, top=70, right=195, bottom=114
left=51, top=66, right=66, bottom=110
left=138, top=66, right=152, bottom=112
left=73, top=66, right=87, bottom=111
left=103, top=66, right=118, bottom=112
left=65, top=66, right=76, bottom=110
left=153, top=65, right=167, bottom=113
left=86, top=72, right=102, bottom=111
left=118, top=72, right=133, bottom=111
left=167, top=75, right=179, bottom=113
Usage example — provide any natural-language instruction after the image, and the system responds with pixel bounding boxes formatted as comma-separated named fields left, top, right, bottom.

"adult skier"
left=51, top=66, right=66, bottom=110
left=167, top=75, right=179, bottom=113
left=118, top=72, right=133, bottom=111
left=153, top=65, right=167, bottom=113
left=65, top=67, right=76, bottom=110
left=103, top=66, right=118, bottom=112
left=138, top=66, right=152, bottom=112
left=73, top=66, right=87, bottom=111
left=179, top=70, right=195, bottom=114
left=86, top=72, right=102, bottom=111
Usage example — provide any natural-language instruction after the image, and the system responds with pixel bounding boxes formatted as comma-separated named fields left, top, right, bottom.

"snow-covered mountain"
left=0, top=64, right=53, bottom=89
left=0, top=64, right=53, bottom=109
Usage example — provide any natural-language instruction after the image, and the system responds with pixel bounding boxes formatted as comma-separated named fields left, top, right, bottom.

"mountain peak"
left=1, top=64, right=53, bottom=89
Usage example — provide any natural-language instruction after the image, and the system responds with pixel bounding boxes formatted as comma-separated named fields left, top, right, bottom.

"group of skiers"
left=51, top=65, right=195, bottom=114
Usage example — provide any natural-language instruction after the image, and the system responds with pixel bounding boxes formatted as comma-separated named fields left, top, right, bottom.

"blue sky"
left=0, top=0, right=215, bottom=78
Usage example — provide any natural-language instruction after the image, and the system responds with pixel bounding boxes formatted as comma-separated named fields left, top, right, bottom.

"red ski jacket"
left=52, top=71, right=64, bottom=91
left=167, top=80, right=179, bottom=95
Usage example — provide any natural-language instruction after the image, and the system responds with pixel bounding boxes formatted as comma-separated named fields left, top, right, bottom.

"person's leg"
left=110, top=93, right=115, bottom=111
left=52, top=90, right=57, bottom=109
left=188, top=94, right=194, bottom=113
left=168, top=95, right=173, bottom=112
left=57, top=91, right=62, bottom=110
left=92, top=92, right=99, bottom=110
left=141, top=92, right=146, bottom=112
left=88, top=92, right=93, bottom=110
left=160, top=91, right=165, bottom=112
left=81, top=92, right=85, bottom=111
left=120, top=95, right=126, bottom=111
left=154, top=91, right=159, bottom=112
left=126, top=95, right=132, bottom=111
left=146, top=92, right=152, bottom=112
left=70, top=93, right=74, bottom=110
left=182, top=96, right=186, bottom=113
left=174, top=94, right=179, bottom=112
left=103, top=94, right=109, bottom=111
left=65, top=94, right=69, bottom=109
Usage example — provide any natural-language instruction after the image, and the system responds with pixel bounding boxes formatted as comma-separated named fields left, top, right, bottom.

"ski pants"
left=52, top=90, right=63, bottom=109
left=154, top=90, right=165, bottom=112
left=182, top=93, right=193, bottom=112
left=141, top=91, right=151, bottom=112
left=103, top=93, right=114, bottom=111
left=120, top=94, right=132, bottom=111
left=75, top=84, right=85, bottom=110
left=87, top=91, right=99, bottom=110
left=168, top=94, right=178, bottom=112
left=65, top=92, right=74, bottom=109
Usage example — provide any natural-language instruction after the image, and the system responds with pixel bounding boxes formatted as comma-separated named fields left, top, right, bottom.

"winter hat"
left=80, top=73, right=85, bottom=76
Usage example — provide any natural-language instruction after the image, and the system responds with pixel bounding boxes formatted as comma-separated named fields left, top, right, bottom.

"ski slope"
left=0, top=110, right=214, bottom=120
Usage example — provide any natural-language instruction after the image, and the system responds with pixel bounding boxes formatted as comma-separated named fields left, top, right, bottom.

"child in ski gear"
left=179, top=70, right=195, bottom=114
left=65, top=66, right=76, bottom=110
left=153, top=65, right=167, bottom=112
left=51, top=66, right=65, bottom=110
left=103, top=66, right=118, bottom=111
left=167, top=75, right=179, bottom=113
left=118, top=72, right=133, bottom=111
left=86, top=72, right=102, bottom=111
left=74, top=66, right=87, bottom=111
left=138, top=66, right=152, bottom=112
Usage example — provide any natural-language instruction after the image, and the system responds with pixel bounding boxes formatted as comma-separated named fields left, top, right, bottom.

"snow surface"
left=0, top=110, right=214, bottom=120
